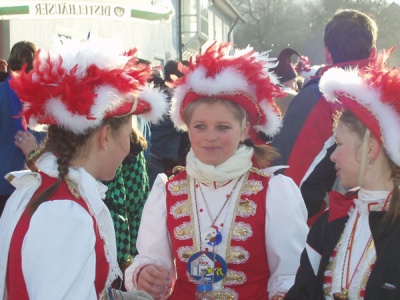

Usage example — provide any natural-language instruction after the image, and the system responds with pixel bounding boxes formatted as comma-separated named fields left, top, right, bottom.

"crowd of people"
left=1, top=7, right=400, bottom=300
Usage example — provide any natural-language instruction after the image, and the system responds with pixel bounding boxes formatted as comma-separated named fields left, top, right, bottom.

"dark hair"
left=337, top=110, right=400, bottom=224
left=182, top=98, right=279, bottom=168
left=26, top=114, right=134, bottom=213
left=148, top=74, right=167, bottom=90
left=164, top=60, right=188, bottom=83
left=8, top=41, right=37, bottom=72
left=324, top=9, right=377, bottom=64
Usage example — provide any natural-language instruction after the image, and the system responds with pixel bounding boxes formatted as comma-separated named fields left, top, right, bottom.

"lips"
left=202, top=146, right=220, bottom=151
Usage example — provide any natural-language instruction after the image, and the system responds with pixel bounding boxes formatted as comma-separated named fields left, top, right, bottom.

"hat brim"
left=336, top=94, right=382, bottom=142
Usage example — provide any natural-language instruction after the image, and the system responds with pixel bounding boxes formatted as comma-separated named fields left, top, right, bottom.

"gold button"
left=175, top=208, right=182, bottom=214
left=177, top=230, right=184, bottom=236
left=252, top=186, right=259, bottom=191
left=173, top=186, right=180, bottom=192
left=238, top=254, right=244, bottom=259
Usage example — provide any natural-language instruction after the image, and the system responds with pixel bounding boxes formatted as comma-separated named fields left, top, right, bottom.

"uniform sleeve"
left=22, top=200, right=98, bottom=299
left=125, top=174, right=175, bottom=291
left=285, top=212, right=329, bottom=300
left=265, top=174, right=309, bottom=297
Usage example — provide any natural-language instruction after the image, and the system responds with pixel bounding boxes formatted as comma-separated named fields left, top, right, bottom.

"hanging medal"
left=187, top=251, right=228, bottom=283
left=190, top=176, right=243, bottom=284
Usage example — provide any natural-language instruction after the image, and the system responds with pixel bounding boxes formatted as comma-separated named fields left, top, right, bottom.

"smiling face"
left=185, top=99, right=250, bottom=166
left=330, top=121, right=363, bottom=190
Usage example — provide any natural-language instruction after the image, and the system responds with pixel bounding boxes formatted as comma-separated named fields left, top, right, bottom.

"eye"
left=217, top=125, right=231, bottom=131
left=194, top=124, right=205, bottom=130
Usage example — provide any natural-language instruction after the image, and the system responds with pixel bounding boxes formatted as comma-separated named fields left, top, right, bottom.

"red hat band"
left=181, top=90, right=264, bottom=126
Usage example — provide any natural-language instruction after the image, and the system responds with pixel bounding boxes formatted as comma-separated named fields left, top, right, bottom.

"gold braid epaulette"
left=249, top=167, right=270, bottom=177
left=168, top=165, right=186, bottom=180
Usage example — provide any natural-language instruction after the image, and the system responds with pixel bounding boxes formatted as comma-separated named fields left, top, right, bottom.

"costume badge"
left=187, top=251, right=227, bottom=283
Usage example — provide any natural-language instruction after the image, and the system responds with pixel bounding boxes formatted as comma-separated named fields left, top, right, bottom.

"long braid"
left=26, top=115, right=132, bottom=214
left=27, top=125, right=91, bottom=214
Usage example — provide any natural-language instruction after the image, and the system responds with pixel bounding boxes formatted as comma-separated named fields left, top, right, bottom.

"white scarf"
left=186, top=145, right=253, bottom=183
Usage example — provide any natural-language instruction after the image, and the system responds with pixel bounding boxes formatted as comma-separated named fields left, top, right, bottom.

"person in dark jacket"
left=286, top=48, right=400, bottom=300
left=271, top=9, right=378, bottom=226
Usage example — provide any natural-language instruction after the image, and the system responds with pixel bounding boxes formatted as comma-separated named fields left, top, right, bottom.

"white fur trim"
left=41, top=84, right=167, bottom=133
left=45, top=97, right=102, bottom=134
left=320, top=67, right=400, bottom=165
left=254, top=100, right=282, bottom=136
left=138, top=85, right=168, bottom=123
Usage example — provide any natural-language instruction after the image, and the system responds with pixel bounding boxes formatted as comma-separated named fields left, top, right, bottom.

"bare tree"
left=231, top=0, right=400, bottom=66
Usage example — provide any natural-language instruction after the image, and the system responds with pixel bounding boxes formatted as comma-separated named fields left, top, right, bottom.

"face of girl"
left=330, top=121, right=363, bottom=190
left=101, top=117, right=133, bottom=181
left=187, top=101, right=249, bottom=166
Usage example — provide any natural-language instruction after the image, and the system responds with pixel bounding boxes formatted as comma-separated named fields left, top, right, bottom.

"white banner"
left=0, top=0, right=174, bottom=21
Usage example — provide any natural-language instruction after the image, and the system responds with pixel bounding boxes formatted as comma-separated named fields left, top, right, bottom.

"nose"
left=330, top=147, right=337, bottom=163
left=204, top=128, right=217, bottom=141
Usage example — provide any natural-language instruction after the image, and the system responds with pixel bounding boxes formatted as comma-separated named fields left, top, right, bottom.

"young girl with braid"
left=0, top=38, right=167, bottom=300
left=286, top=49, right=400, bottom=300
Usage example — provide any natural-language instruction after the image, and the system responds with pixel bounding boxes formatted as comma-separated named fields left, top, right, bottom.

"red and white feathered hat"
left=10, top=37, right=167, bottom=134
left=320, top=48, right=400, bottom=165
left=170, top=42, right=282, bottom=141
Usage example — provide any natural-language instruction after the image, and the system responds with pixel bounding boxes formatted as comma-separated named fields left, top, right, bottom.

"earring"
left=367, top=159, right=374, bottom=164
left=104, top=146, right=108, bottom=152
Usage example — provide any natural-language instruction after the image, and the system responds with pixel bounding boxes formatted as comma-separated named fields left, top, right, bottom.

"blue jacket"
left=0, top=78, right=44, bottom=195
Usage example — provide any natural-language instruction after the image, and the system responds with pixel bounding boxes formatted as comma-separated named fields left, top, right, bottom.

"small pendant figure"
left=202, top=226, right=222, bottom=246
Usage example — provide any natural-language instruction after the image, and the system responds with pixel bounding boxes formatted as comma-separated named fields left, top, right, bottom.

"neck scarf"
left=186, top=145, right=253, bottom=184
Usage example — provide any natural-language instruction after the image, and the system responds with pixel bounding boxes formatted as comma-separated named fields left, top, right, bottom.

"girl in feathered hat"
left=286, top=48, right=400, bottom=300
left=125, top=42, right=308, bottom=300
left=0, top=38, right=168, bottom=300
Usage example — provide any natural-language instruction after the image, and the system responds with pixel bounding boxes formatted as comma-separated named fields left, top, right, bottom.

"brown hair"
left=8, top=41, right=37, bottom=72
left=27, top=114, right=139, bottom=213
left=336, top=110, right=400, bottom=224
left=324, top=9, right=377, bottom=64
left=182, top=98, right=279, bottom=168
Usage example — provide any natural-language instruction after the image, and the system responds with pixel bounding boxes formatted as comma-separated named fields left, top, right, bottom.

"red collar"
left=328, top=190, right=358, bottom=222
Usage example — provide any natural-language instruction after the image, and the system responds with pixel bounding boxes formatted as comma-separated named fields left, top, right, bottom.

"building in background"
left=0, top=0, right=243, bottom=67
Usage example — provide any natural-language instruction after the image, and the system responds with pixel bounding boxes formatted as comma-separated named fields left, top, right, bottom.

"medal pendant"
left=202, top=226, right=222, bottom=246
left=333, top=289, right=349, bottom=300
left=187, top=251, right=227, bottom=283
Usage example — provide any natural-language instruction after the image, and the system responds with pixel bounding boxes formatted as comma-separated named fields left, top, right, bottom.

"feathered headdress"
left=320, top=47, right=400, bottom=165
left=170, top=42, right=282, bottom=142
left=10, top=38, right=167, bottom=134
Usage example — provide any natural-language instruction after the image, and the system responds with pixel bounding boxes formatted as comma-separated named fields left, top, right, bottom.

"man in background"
left=271, top=9, right=378, bottom=225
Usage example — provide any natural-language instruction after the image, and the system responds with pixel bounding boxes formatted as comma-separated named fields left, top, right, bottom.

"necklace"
left=189, top=176, right=244, bottom=285
left=333, top=191, right=392, bottom=300
left=195, top=175, right=243, bottom=246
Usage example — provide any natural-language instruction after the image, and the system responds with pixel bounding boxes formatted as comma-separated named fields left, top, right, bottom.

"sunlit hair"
left=324, top=9, right=377, bottom=64
left=183, top=98, right=279, bottom=168
left=26, top=114, right=141, bottom=213
left=335, top=109, right=400, bottom=224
